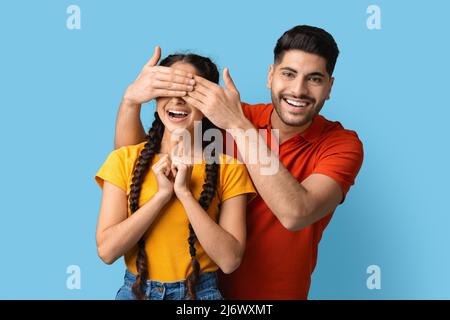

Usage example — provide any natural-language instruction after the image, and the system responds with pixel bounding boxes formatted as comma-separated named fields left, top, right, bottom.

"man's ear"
left=267, top=64, right=274, bottom=89
left=326, top=76, right=335, bottom=100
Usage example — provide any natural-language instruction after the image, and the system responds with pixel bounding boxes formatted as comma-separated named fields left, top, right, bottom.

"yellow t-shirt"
left=95, top=142, right=256, bottom=282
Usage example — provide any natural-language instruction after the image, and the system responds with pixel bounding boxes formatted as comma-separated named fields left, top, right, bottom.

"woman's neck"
left=159, top=130, right=179, bottom=155
left=159, top=129, right=200, bottom=160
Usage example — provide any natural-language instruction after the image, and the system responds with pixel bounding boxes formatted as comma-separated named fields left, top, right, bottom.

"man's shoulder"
left=318, top=115, right=364, bottom=150
left=241, top=102, right=272, bottom=113
left=241, top=102, right=273, bottom=127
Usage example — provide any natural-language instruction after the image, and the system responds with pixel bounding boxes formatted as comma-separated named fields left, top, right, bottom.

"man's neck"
left=270, top=110, right=313, bottom=144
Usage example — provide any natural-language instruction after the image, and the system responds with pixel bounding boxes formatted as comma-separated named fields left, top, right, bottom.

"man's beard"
left=271, top=92, right=325, bottom=127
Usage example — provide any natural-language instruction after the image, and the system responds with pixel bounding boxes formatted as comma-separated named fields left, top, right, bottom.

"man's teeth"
left=285, top=99, right=307, bottom=107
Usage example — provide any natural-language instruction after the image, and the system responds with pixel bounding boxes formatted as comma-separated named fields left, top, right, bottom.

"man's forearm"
left=114, top=98, right=147, bottom=149
left=228, top=119, right=309, bottom=228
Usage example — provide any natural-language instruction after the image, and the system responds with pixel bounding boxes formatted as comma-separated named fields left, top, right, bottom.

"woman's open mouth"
left=166, top=109, right=190, bottom=123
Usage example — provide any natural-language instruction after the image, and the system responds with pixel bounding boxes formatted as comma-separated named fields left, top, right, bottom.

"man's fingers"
left=146, top=46, right=161, bottom=67
left=186, top=90, right=206, bottom=103
left=154, top=72, right=196, bottom=86
left=193, top=75, right=218, bottom=91
left=154, top=66, right=194, bottom=79
left=182, top=95, right=204, bottom=111
left=190, top=82, right=211, bottom=97
left=223, top=68, right=238, bottom=92
left=153, top=89, right=187, bottom=98
left=151, top=79, right=194, bottom=92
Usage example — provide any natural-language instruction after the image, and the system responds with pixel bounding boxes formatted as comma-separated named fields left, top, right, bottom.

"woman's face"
left=156, top=62, right=204, bottom=134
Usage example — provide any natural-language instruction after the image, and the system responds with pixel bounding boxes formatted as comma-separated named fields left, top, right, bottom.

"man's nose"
left=290, top=77, right=309, bottom=97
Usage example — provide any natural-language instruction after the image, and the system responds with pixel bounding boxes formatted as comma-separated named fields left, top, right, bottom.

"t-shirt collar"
left=263, top=103, right=326, bottom=144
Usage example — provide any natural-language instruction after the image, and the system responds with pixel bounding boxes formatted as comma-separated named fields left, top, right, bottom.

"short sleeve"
left=95, top=148, right=129, bottom=193
left=219, top=157, right=257, bottom=203
left=312, top=133, right=364, bottom=204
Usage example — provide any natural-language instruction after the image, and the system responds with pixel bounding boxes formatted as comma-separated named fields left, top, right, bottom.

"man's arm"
left=183, top=69, right=356, bottom=231
left=229, top=119, right=344, bottom=231
left=114, top=98, right=146, bottom=149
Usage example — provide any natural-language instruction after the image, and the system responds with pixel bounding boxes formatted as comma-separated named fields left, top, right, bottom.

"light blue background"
left=0, top=0, right=448, bottom=299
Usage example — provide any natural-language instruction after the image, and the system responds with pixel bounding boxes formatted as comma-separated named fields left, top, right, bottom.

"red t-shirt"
left=218, top=103, right=364, bottom=299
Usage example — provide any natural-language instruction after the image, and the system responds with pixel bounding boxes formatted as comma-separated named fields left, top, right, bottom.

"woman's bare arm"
left=95, top=182, right=171, bottom=265
left=177, top=193, right=247, bottom=274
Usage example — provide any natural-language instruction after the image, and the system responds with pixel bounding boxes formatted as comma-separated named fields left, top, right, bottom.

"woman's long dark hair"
left=129, top=54, right=220, bottom=300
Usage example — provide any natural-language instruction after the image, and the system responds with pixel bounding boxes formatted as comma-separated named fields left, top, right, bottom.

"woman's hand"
left=172, top=157, right=194, bottom=200
left=151, top=154, right=174, bottom=202
left=123, top=46, right=196, bottom=106
left=170, top=140, right=194, bottom=199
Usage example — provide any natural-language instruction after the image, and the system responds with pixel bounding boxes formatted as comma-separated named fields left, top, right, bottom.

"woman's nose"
left=171, top=97, right=186, bottom=104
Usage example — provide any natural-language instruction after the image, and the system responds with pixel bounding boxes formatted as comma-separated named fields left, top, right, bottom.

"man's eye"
left=309, top=77, right=323, bottom=84
left=282, top=72, right=294, bottom=78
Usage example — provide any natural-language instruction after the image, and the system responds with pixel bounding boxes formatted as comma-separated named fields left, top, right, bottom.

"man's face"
left=267, top=50, right=334, bottom=128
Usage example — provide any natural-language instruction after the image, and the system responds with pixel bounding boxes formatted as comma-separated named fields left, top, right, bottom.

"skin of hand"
left=170, top=139, right=194, bottom=199
left=123, top=46, right=196, bottom=105
left=151, top=154, right=175, bottom=201
left=182, top=68, right=249, bottom=131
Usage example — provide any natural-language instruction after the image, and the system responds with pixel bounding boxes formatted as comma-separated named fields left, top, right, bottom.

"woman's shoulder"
left=217, top=153, right=243, bottom=166
left=216, top=154, right=247, bottom=178
left=112, top=141, right=147, bottom=162
left=197, top=154, right=245, bottom=181
left=214, top=153, right=256, bottom=202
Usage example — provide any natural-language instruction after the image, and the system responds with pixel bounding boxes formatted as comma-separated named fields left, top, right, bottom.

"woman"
left=94, top=52, right=256, bottom=300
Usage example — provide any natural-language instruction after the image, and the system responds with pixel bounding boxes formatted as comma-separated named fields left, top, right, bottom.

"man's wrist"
left=122, top=85, right=142, bottom=108
left=226, top=116, right=254, bottom=133
left=121, top=95, right=141, bottom=109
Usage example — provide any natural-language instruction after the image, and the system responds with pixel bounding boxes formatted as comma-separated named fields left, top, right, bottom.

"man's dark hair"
left=274, top=25, right=340, bottom=76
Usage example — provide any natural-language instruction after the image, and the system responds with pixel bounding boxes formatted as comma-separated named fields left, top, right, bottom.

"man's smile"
left=281, top=95, right=314, bottom=113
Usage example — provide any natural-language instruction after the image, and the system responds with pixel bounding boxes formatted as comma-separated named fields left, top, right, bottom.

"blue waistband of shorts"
left=123, top=269, right=219, bottom=291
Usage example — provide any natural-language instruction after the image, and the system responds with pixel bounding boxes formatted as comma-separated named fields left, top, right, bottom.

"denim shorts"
left=115, top=270, right=224, bottom=300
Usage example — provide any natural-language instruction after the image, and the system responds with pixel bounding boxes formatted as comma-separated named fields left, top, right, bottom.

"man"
left=114, top=25, right=364, bottom=299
